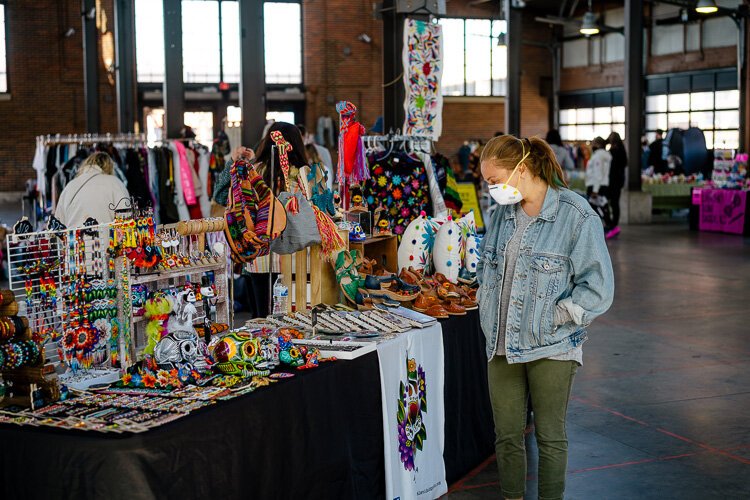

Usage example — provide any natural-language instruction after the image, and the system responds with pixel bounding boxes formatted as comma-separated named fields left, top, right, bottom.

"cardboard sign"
left=699, top=189, right=747, bottom=235
left=456, top=182, right=484, bottom=230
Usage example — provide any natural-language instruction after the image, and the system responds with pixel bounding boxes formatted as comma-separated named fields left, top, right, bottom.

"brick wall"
left=0, top=0, right=117, bottom=193
left=561, top=40, right=738, bottom=92
left=302, top=0, right=384, bottom=135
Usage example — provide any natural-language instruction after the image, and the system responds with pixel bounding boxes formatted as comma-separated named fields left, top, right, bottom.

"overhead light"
left=580, top=11, right=600, bottom=35
left=496, top=32, right=506, bottom=47
left=695, top=0, right=718, bottom=14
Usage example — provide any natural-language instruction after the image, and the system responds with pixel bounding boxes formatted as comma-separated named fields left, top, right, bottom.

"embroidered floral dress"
left=363, top=152, right=432, bottom=239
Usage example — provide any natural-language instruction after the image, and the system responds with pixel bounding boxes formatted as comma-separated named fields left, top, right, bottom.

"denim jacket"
left=476, top=187, right=614, bottom=363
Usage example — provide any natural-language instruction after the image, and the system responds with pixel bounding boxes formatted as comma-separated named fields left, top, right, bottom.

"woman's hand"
left=231, top=147, right=255, bottom=162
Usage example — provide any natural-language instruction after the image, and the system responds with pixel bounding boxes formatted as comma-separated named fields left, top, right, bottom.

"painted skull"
left=277, top=332, right=304, bottom=367
left=349, top=224, right=366, bottom=242
left=258, top=335, right=280, bottom=370
left=212, top=332, right=265, bottom=375
left=154, top=331, right=211, bottom=372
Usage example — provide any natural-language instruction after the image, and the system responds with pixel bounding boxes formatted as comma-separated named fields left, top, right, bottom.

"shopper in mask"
left=477, top=135, right=614, bottom=500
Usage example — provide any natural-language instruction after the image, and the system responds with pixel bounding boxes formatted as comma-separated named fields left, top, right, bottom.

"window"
left=221, top=1, right=240, bottom=83
left=144, top=108, right=214, bottom=147
left=264, top=2, right=302, bottom=84
left=135, top=1, right=303, bottom=86
left=439, top=18, right=506, bottom=97
left=135, top=0, right=165, bottom=82
left=559, top=91, right=626, bottom=142
left=183, top=1, right=221, bottom=83
left=645, top=70, right=740, bottom=149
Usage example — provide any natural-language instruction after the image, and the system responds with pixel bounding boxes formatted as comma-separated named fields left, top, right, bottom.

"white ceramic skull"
left=154, top=331, right=210, bottom=371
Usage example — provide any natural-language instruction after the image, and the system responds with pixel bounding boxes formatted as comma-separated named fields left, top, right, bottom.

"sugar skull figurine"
left=211, top=331, right=269, bottom=376
left=153, top=330, right=211, bottom=373
left=257, top=334, right=280, bottom=370
left=277, top=331, right=304, bottom=368
left=349, top=224, right=366, bottom=242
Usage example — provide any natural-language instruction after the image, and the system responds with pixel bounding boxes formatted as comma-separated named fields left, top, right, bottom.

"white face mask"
left=488, top=146, right=530, bottom=205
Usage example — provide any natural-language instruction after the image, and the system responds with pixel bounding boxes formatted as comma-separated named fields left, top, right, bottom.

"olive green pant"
left=488, top=356, right=578, bottom=500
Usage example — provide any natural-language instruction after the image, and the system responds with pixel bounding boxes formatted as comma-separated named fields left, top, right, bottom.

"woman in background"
left=545, top=129, right=575, bottom=171
left=606, top=132, right=627, bottom=238
left=55, top=152, right=130, bottom=227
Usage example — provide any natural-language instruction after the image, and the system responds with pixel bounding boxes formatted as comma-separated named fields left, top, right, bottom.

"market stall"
left=0, top=312, right=492, bottom=500
left=1, top=90, right=493, bottom=498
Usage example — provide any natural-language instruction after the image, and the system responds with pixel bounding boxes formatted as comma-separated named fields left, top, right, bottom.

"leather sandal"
left=433, top=273, right=463, bottom=298
left=364, top=275, right=420, bottom=301
left=356, top=289, right=400, bottom=308
left=413, top=293, right=448, bottom=318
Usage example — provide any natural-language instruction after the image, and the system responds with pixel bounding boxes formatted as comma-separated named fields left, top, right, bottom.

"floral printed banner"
left=377, top=323, right=447, bottom=499
left=403, top=18, right=443, bottom=140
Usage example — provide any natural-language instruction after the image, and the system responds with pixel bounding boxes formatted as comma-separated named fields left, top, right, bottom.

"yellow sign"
left=455, top=182, right=484, bottom=230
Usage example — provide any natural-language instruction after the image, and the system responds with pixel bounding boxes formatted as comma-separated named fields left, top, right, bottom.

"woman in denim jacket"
left=477, top=135, right=614, bottom=500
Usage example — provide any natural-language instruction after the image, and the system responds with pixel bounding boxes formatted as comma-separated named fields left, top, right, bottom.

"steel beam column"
left=82, top=0, right=100, bottom=133
left=163, top=0, right=185, bottom=139
left=624, top=0, right=644, bottom=191
left=115, top=0, right=137, bottom=133
left=383, top=0, right=406, bottom=131
left=239, top=0, right=266, bottom=148
left=505, top=0, right=521, bottom=137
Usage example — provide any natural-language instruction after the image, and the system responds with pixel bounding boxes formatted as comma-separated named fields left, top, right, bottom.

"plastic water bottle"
left=272, top=275, right=288, bottom=315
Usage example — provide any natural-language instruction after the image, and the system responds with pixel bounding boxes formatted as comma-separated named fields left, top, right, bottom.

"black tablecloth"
left=441, top=312, right=495, bottom=484
left=0, top=311, right=493, bottom=500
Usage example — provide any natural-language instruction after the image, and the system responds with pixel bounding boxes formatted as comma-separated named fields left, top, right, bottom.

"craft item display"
left=336, top=101, right=370, bottom=188
left=269, top=131, right=323, bottom=255
left=432, top=216, right=461, bottom=283
left=362, top=151, right=432, bottom=238
left=224, top=159, right=287, bottom=263
left=397, top=212, right=442, bottom=273
left=402, top=18, right=443, bottom=140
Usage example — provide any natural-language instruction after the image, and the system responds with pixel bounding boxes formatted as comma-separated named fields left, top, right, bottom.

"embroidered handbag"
left=224, top=159, right=286, bottom=263
left=268, top=131, right=322, bottom=255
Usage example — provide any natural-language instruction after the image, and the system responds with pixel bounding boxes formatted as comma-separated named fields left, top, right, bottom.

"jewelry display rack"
left=7, top=222, right=126, bottom=389
left=127, top=222, right=230, bottom=358
left=6, top=219, right=231, bottom=390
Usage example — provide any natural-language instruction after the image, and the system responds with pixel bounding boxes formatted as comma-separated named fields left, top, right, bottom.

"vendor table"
left=642, top=183, right=701, bottom=211
left=0, top=312, right=493, bottom=500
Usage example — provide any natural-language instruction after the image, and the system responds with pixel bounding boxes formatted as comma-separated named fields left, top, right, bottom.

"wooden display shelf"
left=131, top=262, right=225, bottom=286
left=349, top=234, right=398, bottom=273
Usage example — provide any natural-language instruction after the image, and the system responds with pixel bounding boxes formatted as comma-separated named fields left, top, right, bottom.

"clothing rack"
left=37, top=133, right=147, bottom=146
left=361, top=133, right=433, bottom=143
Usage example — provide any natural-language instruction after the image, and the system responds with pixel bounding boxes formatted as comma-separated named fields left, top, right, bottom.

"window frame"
left=558, top=89, right=626, bottom=142
left=437, top=16, right=506, bottom=98
left=644, top=69, right=739, bottom=149
left=135, top=0, right=305, bottom=87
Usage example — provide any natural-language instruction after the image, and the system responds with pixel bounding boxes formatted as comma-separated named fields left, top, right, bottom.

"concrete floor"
left=446, top=223, right=750, bottom=500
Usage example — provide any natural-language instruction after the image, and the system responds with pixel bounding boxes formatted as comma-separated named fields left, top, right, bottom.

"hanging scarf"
left=336, top=101, right=369, bottom=184
left=174, top=141, right=197, bottom=206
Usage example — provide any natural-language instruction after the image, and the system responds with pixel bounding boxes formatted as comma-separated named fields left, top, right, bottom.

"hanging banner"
left=377, top=324, right=447, bottom=500
left=403, top=18, right=443, bottom=140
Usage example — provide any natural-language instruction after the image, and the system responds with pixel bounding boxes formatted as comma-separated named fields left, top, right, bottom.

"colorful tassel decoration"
left=311, top=204, right=346, bottom=261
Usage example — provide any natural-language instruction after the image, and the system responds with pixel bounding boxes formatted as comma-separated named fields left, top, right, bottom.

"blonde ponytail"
left=480, top=134, right=568, bottom=189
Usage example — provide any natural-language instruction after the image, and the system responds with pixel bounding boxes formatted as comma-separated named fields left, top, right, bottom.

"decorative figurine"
left=349, top=224, right=366, bottom=242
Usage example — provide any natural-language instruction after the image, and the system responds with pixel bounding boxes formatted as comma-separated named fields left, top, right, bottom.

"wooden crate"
left=280, top=244, right=341, bottom=312
left=349, top=235, right=398, bottom=273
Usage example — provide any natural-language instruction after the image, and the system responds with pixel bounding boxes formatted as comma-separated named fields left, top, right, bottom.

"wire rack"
left=7, top=223, right=118, bottom=367
left=7, top=221, right=231, bottom=371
